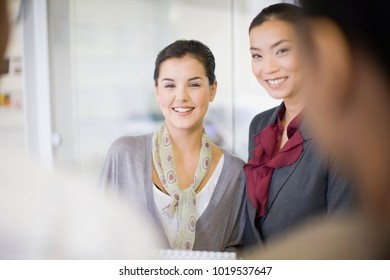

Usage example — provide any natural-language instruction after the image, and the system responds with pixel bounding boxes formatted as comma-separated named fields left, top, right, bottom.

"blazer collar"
left=271, top=102, right=313, bottom=141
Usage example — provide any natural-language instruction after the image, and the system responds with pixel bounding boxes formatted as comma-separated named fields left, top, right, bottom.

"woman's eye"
left=189, top=83, right=200, bottom=88
left=164, top=84, right=175, bottom=88
left=276, top=48, right=289, bottom=55
left=251, top=54, right=262, bottom=59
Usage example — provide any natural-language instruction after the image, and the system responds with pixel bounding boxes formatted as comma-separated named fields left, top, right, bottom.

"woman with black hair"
left=245, top=0, right=390, bottom=259
left=243, top=3, right=355, bottom=247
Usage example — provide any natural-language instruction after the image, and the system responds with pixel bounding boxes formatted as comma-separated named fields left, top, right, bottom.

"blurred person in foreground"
left=0, top=0, right=162, bottom=259
left=0, top=152, right=163, bottom=259
left=244, top=0, right=390, bottom=259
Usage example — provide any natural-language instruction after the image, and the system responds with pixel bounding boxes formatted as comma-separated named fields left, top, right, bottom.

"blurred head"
left=300, top=0, right=390, bottom=219
left=0, top=0, right=9, bottom=61
left=249, top=3, right=306, bottom=103
left=153, top=40, right=217, bottom=133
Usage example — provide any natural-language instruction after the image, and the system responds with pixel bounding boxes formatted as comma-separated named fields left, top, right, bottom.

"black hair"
left=300, top=0, right=390, bottom=80
left=153, top=39, right=216, bottom=86
left=249, top=3, right=304, bottom=33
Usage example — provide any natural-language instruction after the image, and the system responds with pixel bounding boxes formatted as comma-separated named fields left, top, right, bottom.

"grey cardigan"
left=244, top=104, right=355, bottom=247
left=99, top=133, right=247, bottom=252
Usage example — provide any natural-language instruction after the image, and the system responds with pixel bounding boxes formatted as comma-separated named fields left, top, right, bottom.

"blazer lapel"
left=261, top=117, right=313, bottom=224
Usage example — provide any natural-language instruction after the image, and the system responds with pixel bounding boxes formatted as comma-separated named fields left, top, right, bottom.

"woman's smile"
left=172, top=106, right=195, bottom=113
left=266, top=76, right=288, bottom=86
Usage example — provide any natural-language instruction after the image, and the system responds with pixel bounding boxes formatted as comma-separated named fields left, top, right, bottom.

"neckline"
left=153, top=154, right=225, bottom=198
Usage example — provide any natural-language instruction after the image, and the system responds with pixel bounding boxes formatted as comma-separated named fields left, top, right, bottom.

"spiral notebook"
left=154, top=249, right=237, bottom=260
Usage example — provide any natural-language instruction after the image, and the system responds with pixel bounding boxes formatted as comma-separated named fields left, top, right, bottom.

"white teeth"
left=173, top=107, right=193, bottom=113
left=267, top=77, right=287, bottom=85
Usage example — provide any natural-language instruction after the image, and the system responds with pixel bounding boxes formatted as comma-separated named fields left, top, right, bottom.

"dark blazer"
left=244, top=104, right=355, bottom=247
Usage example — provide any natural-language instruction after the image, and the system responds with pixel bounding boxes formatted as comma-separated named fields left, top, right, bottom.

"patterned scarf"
left=152, top=124, right=212, bottom=250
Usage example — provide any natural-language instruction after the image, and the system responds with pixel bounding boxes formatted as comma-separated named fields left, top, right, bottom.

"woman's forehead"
left=250, top=20, right=298, bottom=47
left=158, top=56, right=206, bottom=79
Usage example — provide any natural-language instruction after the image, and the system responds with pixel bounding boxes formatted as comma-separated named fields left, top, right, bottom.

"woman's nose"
left=175, top=86, right=190, bottom=101
left=263, top=57, right=279, bottom=74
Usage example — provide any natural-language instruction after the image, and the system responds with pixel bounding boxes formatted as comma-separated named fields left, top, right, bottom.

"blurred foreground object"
left=0, top=0, right=9, bottom=60
left=244, top=214, right=390, bottom=259
left=0, top=147, right=163, bottom=259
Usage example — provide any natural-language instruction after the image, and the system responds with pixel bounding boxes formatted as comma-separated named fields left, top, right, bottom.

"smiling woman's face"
left=249, top=19, right=303, bottom=102
left=155, top=55, right=217, bottom=134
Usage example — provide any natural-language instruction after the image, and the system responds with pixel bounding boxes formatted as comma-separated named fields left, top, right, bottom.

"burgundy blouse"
left=244, top=105, right=304, bottom=217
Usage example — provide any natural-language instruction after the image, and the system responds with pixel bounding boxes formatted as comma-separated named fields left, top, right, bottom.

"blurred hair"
left=300, top=0, right=390, bottom=84
left=153, top=39, right=216, bottom=85
left=249, top=3, right=305, bottom=33
left=0, top=0, right=9, bottom=62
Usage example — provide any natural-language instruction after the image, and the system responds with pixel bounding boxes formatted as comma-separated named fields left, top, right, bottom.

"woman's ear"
left=209, top=80, right=217, bottom=102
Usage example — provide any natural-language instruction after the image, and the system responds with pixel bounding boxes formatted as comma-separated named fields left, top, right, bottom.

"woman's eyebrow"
left=250, top=46, right=261, bottom=51
left=250, top=39, right=292, bottom=51
left=188, top=77, right=203, bottom=81
left=271, top=39, right=292, bottom=48
left=161, top=78, right=175, bottom=82
left=160, top=77, right=203, bottom=82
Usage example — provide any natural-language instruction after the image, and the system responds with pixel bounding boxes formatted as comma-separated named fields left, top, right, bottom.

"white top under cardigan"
left=99, top=133, right=250, bottom=252
left=153, top=155, right=224, bottom=248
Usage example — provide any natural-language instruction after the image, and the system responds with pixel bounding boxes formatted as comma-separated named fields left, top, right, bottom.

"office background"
left=0, top=0, right=294, bottom=177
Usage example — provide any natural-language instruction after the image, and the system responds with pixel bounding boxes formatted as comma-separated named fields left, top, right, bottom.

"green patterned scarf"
left=152, top=124, right=212, bottom=250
